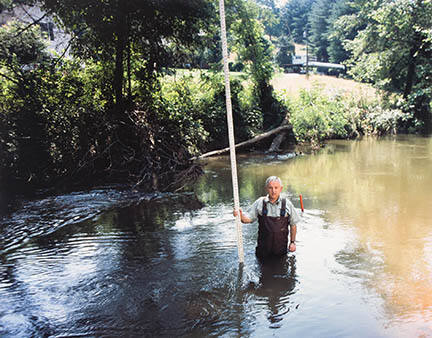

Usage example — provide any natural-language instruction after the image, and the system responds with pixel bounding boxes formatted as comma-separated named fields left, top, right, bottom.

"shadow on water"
left=246, top=255, right=298, bottom=328
left=0, top=189, right=208, bottom=337
left=184, top=254, right=298, bottom=337
left=0, top=181, right=302, bottom=337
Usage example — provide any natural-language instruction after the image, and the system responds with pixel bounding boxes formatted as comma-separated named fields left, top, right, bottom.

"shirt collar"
left=264, top=194, right=281, bottom=205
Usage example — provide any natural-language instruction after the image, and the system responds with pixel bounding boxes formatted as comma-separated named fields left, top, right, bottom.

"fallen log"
left=196, top=124, right=293, bottom=159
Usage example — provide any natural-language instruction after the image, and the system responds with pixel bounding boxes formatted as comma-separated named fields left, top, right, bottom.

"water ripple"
left=0, top=189, right=199, bottom=255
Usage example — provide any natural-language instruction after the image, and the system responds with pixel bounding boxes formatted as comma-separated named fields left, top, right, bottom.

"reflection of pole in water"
left=234, top=263, right=245, bottom=335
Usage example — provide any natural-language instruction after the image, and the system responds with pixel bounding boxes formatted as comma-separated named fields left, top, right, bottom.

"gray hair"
left=265, top=176, right=282, bottom=187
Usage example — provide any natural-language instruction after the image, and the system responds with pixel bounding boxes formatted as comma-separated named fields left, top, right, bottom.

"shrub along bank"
left=279, top=85, right=424, bottom=149
left=0, top=60, right=424, bottom=199
left=0, top=64, right=267, bottom=196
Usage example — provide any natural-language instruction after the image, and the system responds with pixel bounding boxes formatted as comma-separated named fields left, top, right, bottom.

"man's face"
left=266, top=180, right=283, bottom=202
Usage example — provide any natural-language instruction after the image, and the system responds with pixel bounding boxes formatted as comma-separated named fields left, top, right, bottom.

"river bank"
left=2, top=67, right=428, bottom=202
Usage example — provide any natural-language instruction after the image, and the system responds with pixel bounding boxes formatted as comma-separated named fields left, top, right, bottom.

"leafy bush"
left=287, top=86, right=352, bottom=145
left=156, top=73, right=209, bottom=156
left=353, top=104, right=423, bottom=136
left=0, top=59, right=110, bottom=189
left=161, top=72, right=261, bottom=151
left=0, top=22, right=111, bottom=190
left=282, top=85, right=422, bottom=146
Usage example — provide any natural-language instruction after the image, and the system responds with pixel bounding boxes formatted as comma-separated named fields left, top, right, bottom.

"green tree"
left=0, top=22, right=53, bottom=187
left=40, top=0, right=213, bottom=112
left=0, top=20, right=112, bottom=190
left=0, top=1, right=218, bottom=193
left=346, top=0, right=432, bottom=129
left=280, top=0, right=316, bottom=43
left=326, top=0, right=357, bottom=63
left=232, top=0, right=285, bottom=130
left=308, top=0, right=336, bottom=62
left=255, top=0, right=282, bottom=41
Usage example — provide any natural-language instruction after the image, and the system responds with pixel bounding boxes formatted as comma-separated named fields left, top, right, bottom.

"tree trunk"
left=403, top=43, right=419, bottom=99
left=127, top=41, right=132, bottom=101
left=114, top=40, right=124, bottom=107
left=113, top=11, right=128, bottom=109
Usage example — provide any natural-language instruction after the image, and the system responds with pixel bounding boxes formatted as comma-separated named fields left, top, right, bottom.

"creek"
left=1, top=135, right=432, bottom=337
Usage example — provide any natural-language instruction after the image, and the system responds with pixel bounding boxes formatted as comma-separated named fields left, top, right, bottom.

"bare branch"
left=14, top=7, right=54, bottom=38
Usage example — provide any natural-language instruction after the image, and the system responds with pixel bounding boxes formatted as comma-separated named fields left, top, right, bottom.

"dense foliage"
left=44, top=0, right=213, bottom=108
left=0, top=0, right=217, bottom=194
left=344, top=0, right=432, bottom=129
left=283, top=86, right=421, bottom=147
left=276, top=0, right=431, bottom=131
left=280, top=0, right=315, bottom=43
left=161, top=72, right=261, bottom=150
left=231, top=0, right=286, bottom=130
left=1, top=0, right=432, bottom=197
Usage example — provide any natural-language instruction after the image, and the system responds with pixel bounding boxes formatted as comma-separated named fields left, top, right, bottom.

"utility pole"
left=303, top=30, right=309, bottom=76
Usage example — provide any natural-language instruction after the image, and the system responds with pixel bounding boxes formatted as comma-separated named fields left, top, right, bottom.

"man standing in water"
left=234, top=176, right=300, bottom=258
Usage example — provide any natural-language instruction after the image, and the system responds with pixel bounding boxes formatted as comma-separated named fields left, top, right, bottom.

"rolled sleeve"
left=244, top=197, right=263, bottom=222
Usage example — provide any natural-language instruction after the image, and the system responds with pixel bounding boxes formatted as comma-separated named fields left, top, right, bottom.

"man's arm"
left=233, top=208, right=253, bottom=224
left=289, top=224, right=297, bottom=252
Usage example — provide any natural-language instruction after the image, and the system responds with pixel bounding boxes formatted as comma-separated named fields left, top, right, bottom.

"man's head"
left=265, top=176, right=283, bottom=203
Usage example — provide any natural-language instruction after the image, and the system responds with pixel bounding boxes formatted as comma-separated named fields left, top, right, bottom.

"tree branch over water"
left=196, top=124, right=293, bottom=159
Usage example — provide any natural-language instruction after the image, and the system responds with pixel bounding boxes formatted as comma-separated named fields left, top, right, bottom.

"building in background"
left=0, top=3, right=70, bottom=57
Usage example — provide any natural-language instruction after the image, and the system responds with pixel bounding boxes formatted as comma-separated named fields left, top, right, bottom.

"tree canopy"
left=1, top=0, right=432, bottom=196
left=344, top=0, right=432, bottom=126
left=40, top=0, right=213, bottom=110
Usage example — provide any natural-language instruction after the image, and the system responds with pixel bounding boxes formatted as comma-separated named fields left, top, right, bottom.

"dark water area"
left=1, top=135, right=432, bottom=337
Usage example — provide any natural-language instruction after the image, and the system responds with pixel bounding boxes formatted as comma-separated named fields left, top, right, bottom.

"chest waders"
left=256, top=198, right=290, bottom=258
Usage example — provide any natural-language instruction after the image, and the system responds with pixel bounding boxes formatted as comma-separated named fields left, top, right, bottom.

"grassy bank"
left=272, top=73, right=378, bottom=99
left=271, top=72, right=421, bottom=147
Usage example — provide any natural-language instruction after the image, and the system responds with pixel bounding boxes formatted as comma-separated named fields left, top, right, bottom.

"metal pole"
left=218, top=0, right=244, bottom=264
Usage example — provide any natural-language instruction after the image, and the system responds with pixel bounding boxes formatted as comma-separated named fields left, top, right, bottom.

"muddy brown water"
left=1, top=135, right=431, bottom=337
